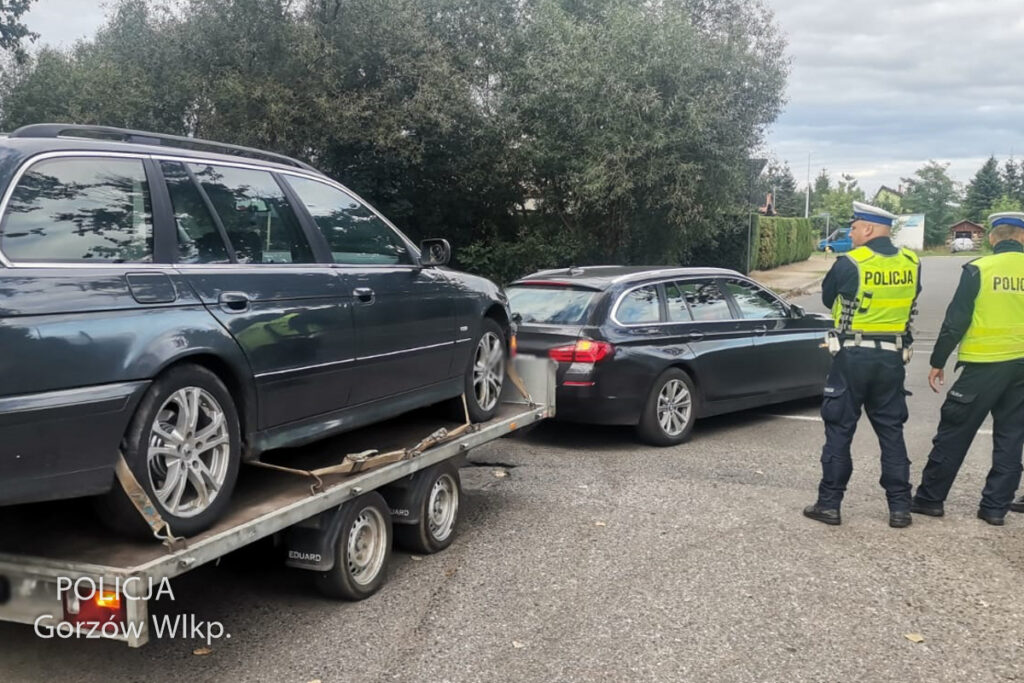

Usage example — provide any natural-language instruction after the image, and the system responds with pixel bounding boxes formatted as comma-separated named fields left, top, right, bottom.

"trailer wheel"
left=316, top=492, right=393, bottom=601
left=396, top=461, right=462, bottom=555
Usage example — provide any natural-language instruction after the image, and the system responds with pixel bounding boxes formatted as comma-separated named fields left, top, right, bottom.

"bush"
left=753, top=216, right=814, bottom=270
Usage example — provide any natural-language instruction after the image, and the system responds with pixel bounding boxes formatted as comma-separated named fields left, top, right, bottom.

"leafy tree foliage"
left=901, top=161, right=962, bottom=246
left=0, top=0, right=789, bottom=282
left=0, top=0, right=36, bottom=63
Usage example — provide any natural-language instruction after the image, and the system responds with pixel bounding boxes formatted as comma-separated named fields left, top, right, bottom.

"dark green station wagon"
left=0, top=124, right=511, bottom=536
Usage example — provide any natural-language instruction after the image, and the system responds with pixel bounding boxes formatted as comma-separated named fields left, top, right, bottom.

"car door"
left=662, top=278, right=757, bottom=403
left=721, top=277, right=828, bottom=394
left=281, top=175, right=455, bottom=405
left=166, top=160, right=357, bottom=429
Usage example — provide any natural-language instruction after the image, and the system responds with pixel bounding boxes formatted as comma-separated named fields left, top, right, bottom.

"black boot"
left=803, top=505, right=841, bottom=526
left=977, top=509, right=1005, bottom=526
left=889, top=511, right=912, bottom=528
left=910, top=499, right=944, bottom=517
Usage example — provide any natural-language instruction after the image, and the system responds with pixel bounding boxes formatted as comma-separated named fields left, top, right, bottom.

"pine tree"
left=963, top=156, right=1004, bottom=222
left=1004, top=158, right=1024, bottom=205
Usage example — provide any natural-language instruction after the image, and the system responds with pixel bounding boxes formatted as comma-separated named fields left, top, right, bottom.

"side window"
left=665, top=282, right=693, bottom=322
left=1, top=156, right=153, bottom=263
left=160, top=161, right=229, bottom=264
left=682, top=280, right=734, bottom=322
left=190, top=164, right=313, bottom=264
left=285, top=176, right=412, bottom=265
left=724, top=279, right=787, bottom=319
left=615, top=285, right=661, bottom=324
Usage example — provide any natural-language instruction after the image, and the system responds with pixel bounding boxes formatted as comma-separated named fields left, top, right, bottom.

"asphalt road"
left=4, top=255, right=1024, bottom=683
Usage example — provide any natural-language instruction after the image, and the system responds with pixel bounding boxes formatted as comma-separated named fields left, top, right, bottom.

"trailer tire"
left=395, top=461, right=461, bottom=555
left=96, top=364, right=241, bottom=539
left=316, top=492, right=393, bottom=601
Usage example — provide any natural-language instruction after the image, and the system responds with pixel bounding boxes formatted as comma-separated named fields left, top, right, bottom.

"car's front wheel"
left=636, top=367, right=698, bottom=446
left=97, top=364, right=241, bottom=538
left=463, top=319, right=506, bottom=423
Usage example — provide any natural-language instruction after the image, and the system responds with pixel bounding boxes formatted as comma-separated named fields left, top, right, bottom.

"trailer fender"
left=283, top=507, right=348, bottom=572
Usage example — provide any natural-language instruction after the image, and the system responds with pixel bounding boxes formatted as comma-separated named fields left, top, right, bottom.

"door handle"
left=353, top=287, right=375, bottom=304
left=686, top=331, right=705, bottom=341
left=754, top=326, right=767, bottom=336
left=218, top=291, right=250, bottom=313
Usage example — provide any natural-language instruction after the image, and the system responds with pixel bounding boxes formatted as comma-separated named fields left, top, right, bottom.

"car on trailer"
left=0, top=124, right=513, bottom=538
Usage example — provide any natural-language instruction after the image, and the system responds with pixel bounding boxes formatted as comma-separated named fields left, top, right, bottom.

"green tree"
left=813, top=173, right=864, bottom=225
left=810, top=169, right=830, bottom=212
left=901, top=161, right=962, bottom=246
left=0, top=0, right=791, bottom=281
left=1003, top=158, right=1024, bottom=205
left=758, top=159, right=800, bottom=216
left=962, top=156, right=1004, bottom=223
left=0, top=0, right=36, bottom=63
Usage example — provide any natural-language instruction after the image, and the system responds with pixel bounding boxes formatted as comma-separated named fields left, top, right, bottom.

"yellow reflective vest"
left=958, top=251, right=1024, bottom=362
left=831, top=246, right=919, bottom=334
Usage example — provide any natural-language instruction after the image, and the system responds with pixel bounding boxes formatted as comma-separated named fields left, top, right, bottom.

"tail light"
left=548, top=339, right=614, bottom=363
left=63, top=589, right=127, bottom=628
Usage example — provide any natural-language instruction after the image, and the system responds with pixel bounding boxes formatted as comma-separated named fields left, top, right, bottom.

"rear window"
left=507, top=285, right=598, bottom=325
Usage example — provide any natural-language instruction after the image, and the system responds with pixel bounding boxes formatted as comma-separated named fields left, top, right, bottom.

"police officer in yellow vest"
left=804, top=201, right=921, bottom=528
left=911, top=212, right=1024, bottom=525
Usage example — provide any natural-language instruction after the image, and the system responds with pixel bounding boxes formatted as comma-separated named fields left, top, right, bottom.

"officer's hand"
left=928, top=367, right=944, bottom=393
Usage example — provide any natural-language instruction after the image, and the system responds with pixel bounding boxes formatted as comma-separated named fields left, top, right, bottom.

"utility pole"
left=805, top=152, right=811, bottom=218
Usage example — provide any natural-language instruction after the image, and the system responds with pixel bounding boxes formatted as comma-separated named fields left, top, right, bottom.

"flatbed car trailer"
left=0, top=356, right=555, bottom=647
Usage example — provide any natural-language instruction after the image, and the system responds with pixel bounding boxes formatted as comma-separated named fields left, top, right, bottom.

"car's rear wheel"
left=97, top=364, right=241, bottom=538
left=463, top=319, right=506, bottom=423
left=636, top=367, right=697, bottom=446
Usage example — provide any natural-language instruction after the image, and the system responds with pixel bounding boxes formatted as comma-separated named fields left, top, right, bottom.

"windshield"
left=506, top=286, right=598, bottom=325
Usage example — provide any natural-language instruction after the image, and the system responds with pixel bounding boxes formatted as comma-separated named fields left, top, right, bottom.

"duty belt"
left=842, top=339, right=900, bottom=352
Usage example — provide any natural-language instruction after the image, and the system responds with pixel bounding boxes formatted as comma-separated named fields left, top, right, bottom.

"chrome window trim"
left=0, top=149, right=421, bottom=268
left=0, top=150, right=155, bottom=268
left=609, top=275, right=791, bottom=328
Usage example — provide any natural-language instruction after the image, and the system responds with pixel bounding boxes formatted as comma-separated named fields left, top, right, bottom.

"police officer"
left=804, top=201, right=921, bottom=528
left=911, top=212, right=1024, bottom=525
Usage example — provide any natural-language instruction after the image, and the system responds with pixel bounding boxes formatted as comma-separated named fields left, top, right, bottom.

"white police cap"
left=988, top=211, right=1024, bottom=230
left=852, top=201, right=896, bottom=227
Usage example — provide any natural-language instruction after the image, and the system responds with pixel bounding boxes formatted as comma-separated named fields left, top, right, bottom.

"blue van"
left=817, top=227, right=853, bottom=252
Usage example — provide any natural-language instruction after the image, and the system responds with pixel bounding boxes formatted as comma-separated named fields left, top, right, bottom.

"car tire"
left=636, top=367, right=698, bottom=446
left=316, top=492, right=393, bottom=601
left=463, top=318, right=507, bottom=423
left=96, top=364, right=242, bottom=539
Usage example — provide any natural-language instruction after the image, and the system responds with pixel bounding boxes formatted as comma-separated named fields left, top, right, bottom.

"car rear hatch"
left=506, top=282, right=606, bottom=386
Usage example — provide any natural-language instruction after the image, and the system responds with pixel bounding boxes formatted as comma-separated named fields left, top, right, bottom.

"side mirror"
left=790, top=304, right=806, bottom=319
left=419, top=238, right=451, bottom=267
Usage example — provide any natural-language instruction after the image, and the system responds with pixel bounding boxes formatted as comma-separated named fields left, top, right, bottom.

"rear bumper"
left=553, top=386, right=645, bottom=426
left=0, top=381, right=149, bottom=506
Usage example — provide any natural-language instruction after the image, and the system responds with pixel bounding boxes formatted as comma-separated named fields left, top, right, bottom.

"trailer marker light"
left=95, top=590, right=121, bottom=610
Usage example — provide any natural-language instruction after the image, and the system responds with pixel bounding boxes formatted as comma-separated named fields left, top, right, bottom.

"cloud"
left=22, top=0, right=109, bottom=48
left=763, top=0, right=1024, bottom=193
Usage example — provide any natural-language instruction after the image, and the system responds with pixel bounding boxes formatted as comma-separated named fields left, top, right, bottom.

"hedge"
left=753, top=216, right=815, bottom=270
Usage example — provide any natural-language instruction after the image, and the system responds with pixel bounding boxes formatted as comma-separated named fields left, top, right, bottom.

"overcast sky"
left=20, top=0, right=1024, bottom=197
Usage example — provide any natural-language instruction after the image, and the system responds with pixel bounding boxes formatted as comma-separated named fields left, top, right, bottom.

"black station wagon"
left=0, top=124, right=512, bottom=536
left=508, top=266, right=832, bottom=445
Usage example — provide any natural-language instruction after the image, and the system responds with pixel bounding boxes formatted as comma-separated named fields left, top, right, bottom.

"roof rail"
left=9, top=123, right=320, bottom=173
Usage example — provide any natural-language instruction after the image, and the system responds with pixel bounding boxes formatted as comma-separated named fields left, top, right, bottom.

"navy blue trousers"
left=914, top=361, right=1024, bottom=515
left=816, top=347, right=912, bottom=511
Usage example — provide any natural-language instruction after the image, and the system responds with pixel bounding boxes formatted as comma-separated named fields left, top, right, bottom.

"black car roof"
left=511, top=265, right=742, bottom=290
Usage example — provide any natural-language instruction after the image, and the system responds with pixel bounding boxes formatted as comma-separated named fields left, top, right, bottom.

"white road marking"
left=763, top=414, right=995, bottom=436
